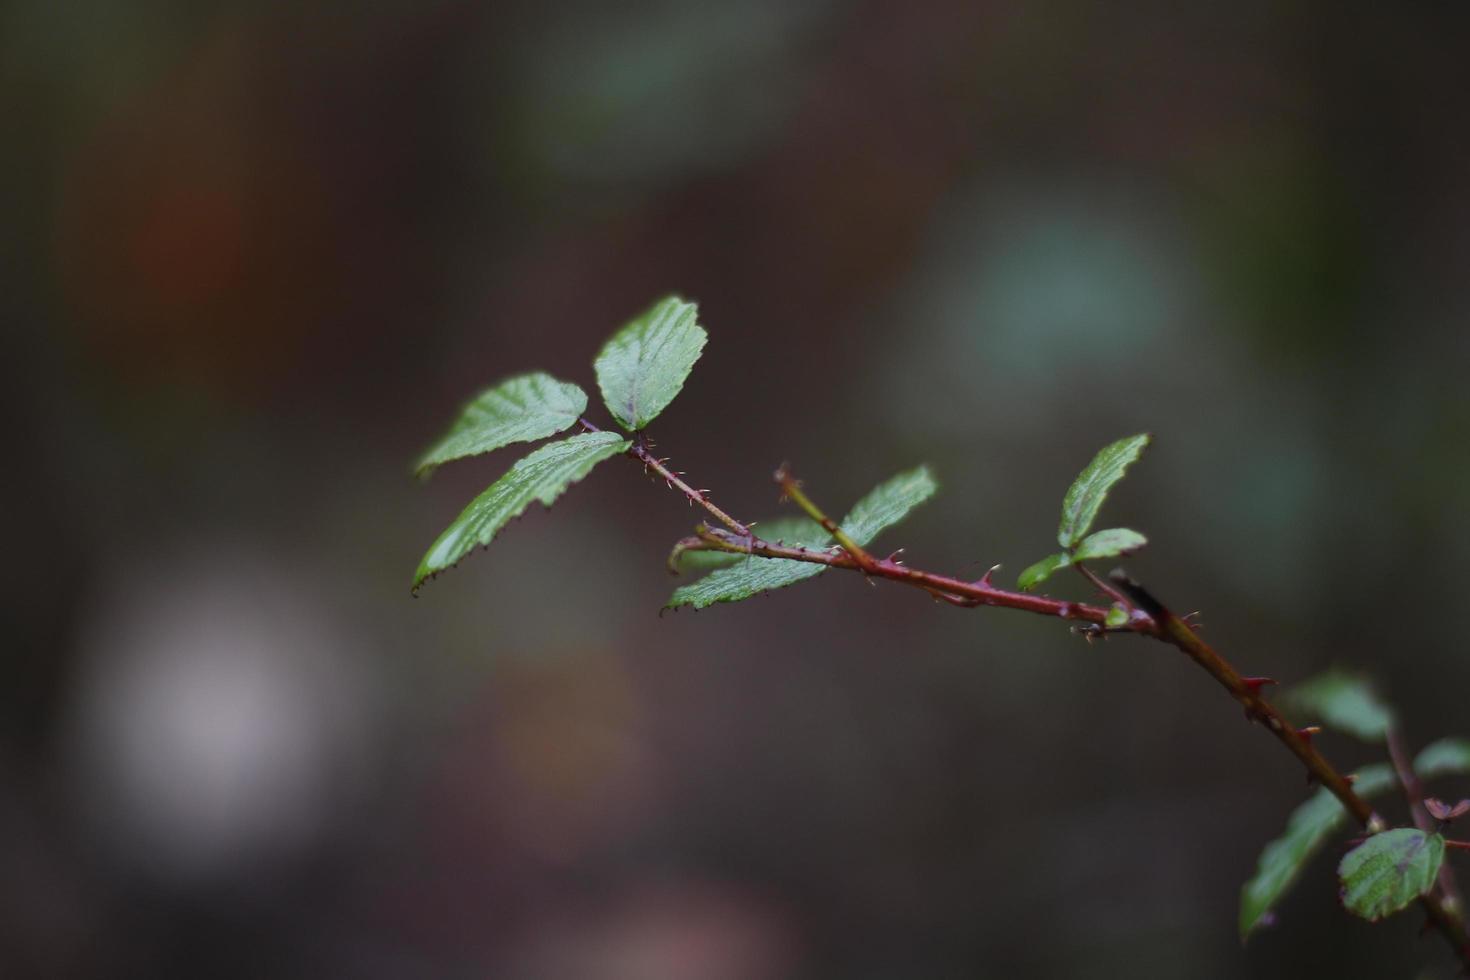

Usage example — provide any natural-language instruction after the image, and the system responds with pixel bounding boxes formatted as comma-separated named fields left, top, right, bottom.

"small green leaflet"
left=1282, top=669, right=1395, bottom=743
left=1338, top=828, right=1445, bottom=922
left=1058, top=434, right=1151, bottom=549
left=1239, top=764, right=1396, bottom=939
left=667, top=551, right=830, bottom=610
left=594, top=296, right=707, bottom=431
left=1104, top=604, right=1130, bottom=628
left=1071, top=528, right=1148, bottom=563
left=414, top=431, right=629, bottom=590
left=839, top=466, right=938, bottom=544
left=673, top=516, right=828, bottom=573
left=1415, top=738, right=1470, bottom=779
left=415, top=373, right=588, bottom=478
left=1018, top=552, right=1070, bottom=592
left=1017, top=528, right=1146, bottom=590
left=668, top=466, right=937, bottom=609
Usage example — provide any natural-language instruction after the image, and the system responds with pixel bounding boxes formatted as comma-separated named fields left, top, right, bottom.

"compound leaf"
left=1282, top=669, right=1394, bottom=743
left=1338, top=828, right=1445, bottom=922
left=1017, top=552, right=1070, bottom=592
left=1058, top=434, right=1151, bottom=548
left=1416, top=738, right=1470, bottom=780
left=415, top=373, right=587, bottom=478
left=1239, top=764, right=1396, bottom=940
left=414, top=431, right=628, bottom=590
left=594, top=296, right=707, bottom=431
left=1071, top=527, right=1148, bottom=563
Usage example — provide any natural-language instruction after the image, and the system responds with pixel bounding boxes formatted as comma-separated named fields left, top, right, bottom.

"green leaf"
left=1338, top=828, right=1445, bottom=922
left=668, top=465, right=936, bottom=609
left=673, top=516, right=828, bottom=573
left=1071, top=527, right=1147, bottom=563
left=1104, top=604, right=1130, bottom=628
left=414, top=431, right=629, bottom=590
left=667, top=550, right=832, bottom=609
left=1017, top=552, right=1070, bottom=591
left=1239, top=764, right=1396, bottom=939
left=839, top=466, right=938, bottom=547
left=594, top=295, right=707, bottom=431
left=1058, top=434, right=1151, bottom=548
left=415, top=373, right=588, bottom=478
left=1415, top=738, right=1470, bottom=780
left=1282, top=669, right=1395, bottom=743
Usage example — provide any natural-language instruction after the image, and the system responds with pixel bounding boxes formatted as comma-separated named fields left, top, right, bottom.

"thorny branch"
left=631, top=448, right=1470, bottom=967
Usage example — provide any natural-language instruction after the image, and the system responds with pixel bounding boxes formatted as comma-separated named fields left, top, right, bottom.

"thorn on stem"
left=1242, top=676, right=1278, bottom=695
left=1073, top=623, right=1107, bottom=645
left=1297, top=725, right=1322, bottom=744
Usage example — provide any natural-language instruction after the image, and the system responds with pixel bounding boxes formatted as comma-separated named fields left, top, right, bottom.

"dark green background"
left=5, top=1, right=1469, bottom=976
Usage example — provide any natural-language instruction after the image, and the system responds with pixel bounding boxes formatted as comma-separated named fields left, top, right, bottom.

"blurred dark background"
left=5, top=1, right=1470, bottom=976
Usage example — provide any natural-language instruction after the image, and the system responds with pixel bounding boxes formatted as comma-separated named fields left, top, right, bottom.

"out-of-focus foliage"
left=1283, top=670, right=1395, bottom=743
left=1417, top=739, right=1470, bottom=779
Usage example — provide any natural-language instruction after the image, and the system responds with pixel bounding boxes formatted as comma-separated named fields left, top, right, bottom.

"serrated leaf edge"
left=413, top=432, right=629, bottom=592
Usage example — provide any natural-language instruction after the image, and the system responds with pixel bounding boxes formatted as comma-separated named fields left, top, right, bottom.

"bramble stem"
left=697, top=524, right=1133, bottom=626
left=1107, top=572, right=1376, bottom=823
left=634, top=452, right=1470, bottom=966
left=580, top=417, right=751, bottom=537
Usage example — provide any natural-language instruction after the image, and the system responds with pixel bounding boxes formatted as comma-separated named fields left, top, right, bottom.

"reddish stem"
left=630, top=450, right=1470, bottom=966
left=696, top=525, right=1128, bottom=627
